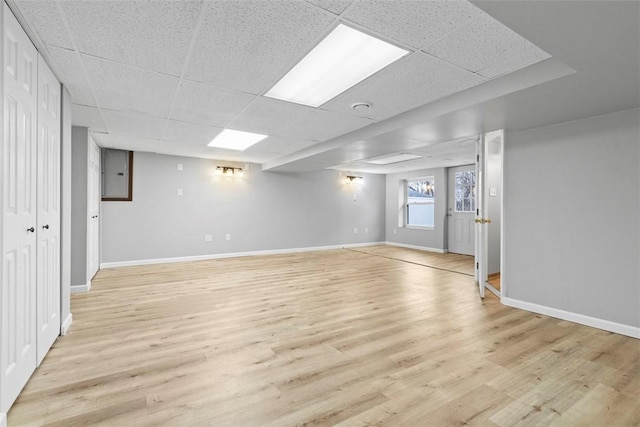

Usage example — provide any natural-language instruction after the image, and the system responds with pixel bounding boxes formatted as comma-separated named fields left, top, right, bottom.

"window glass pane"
left=406, top=177, right=435, bottom=227
left=407, top=204, right=434, bottom=227
left=454, top=171, right=475, bottom=212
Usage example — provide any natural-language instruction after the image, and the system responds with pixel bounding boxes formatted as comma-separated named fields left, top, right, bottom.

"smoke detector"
left=351, top=102, right=371, bottom=112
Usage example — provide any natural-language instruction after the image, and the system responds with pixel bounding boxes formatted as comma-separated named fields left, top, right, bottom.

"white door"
left=475, top=134, right=489, bottom=298
left=1, top=3, right=38, bottom=412
left=87, top=139, right=100, bottom=278
left=447, top=164, right=476, bottom=255
left=36, top=54, right=60, bottom=365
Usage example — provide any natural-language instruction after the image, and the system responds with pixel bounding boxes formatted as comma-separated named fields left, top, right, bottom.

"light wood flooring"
left=8, top=246, right=639, bottom=426
left=488, top=274, right=501, bottom=292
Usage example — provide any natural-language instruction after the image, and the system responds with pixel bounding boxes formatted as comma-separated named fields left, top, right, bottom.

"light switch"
left=177, top=188, right=183, bottom=196
left=177, top=163, right=183, bottom=171
left=489, top=187, right=497, bottom=197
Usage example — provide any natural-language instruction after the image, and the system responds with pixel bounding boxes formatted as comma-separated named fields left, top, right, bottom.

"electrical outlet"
left=204, top=234, right=212, bottom=242
left=177, top=188, right=183, bottom=196
left=353, top=227, right=358, bottom=234
left=225, top=234, right=231, bottom=241
left=177, top=163, right=183, bottom=171
left=393, top=228, right=397, bottom=234
left=364, top=227, right=368, bottom=233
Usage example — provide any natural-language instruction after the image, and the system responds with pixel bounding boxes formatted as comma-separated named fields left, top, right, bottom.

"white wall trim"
left=70, top=281, right=91, bottom=293
left=0, top=412, right=7, bottom=427
left=61, top=313, right=73, bottom=335
left=383, top=241, right=446, bottom=254
left=502, top=296, right=640, bottom=339
left=485, top=282, right=500, bottom=298
left=100, top=242, right=386, bottom=269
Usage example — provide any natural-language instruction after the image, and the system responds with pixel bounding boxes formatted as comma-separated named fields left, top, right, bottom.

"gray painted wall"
left=60, top=87, right=72, bottom=324
left=101, top=152, right=386, bottom=263
left=70, top=127, right=88, bottom=286
left=487, top=133, right=503, bottom=275
left=504, top=108, right=639, bottom=328
left=385, top=168, right=447, bottom=250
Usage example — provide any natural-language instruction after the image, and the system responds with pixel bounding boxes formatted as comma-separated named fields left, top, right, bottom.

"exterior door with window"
left=447, top=165, right=475, bottom=255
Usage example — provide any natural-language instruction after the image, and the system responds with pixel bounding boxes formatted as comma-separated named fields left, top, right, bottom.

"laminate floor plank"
left=7, top=246, right=639, bottom=426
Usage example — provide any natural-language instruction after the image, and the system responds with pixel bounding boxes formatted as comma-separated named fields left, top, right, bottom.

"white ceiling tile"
left=71, top=104, right=107, bottom=132
left=343, top=0, right=482, bottom=49
left=101, top=109, right=167, bottom=140
left=305, top=0, right=352, bottom=15
left=82, top=56, right=179, bottom=117
left=284, top=109, right=375, bottom=142
left=59, top=1, right=202, bottom=77
left=185, top=1, right=336, bottom=94
left=423, top=12, right=551, bottom=73
left=170, top=80, right=255, bottom=127
left=163, top=120, right=224, bottom=146
left=15, top=1, right=73, bottom=49
left=228, top=97, right=315, bottom=137
left=44, top=45, right=96, bottom=106
left=478, top=48, right=551, bottom=79
left=323, top=52, right=485, bottom=121
left=245, top=136, right=319, bottom=155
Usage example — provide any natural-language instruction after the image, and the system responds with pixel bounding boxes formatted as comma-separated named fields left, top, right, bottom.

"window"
left=455, top=171, right=476, bottom=212
left=406, top=178, right=435, bottom=228
left=101, top=149, right=133, bottom=201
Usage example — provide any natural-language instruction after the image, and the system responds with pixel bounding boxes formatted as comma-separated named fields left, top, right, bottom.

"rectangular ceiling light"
left=265, top=24, right=409, bottom=107
left=366, top=153, right=424, bottom=165
left=208, top=129, right=268, bottom=151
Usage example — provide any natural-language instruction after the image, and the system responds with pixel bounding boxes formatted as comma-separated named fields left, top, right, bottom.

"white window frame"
left=404, top=177, right=435, bottom=230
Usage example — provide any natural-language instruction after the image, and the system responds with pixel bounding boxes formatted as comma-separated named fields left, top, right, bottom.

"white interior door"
left=447, top=164, right=476, bottom=255
left=36, top=54, right=60, bottom=365
left=87, top=138, right=100, bottom=279
left=1, top=3, right=38, bottom=412
left=475, top=134, right=489, bottom=298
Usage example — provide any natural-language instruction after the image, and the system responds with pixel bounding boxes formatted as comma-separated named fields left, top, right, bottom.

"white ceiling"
left=10, top=1, right=639, bottom=174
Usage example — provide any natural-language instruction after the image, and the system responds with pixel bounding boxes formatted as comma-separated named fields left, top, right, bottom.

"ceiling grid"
left=13, top=0, right=635, bottom=172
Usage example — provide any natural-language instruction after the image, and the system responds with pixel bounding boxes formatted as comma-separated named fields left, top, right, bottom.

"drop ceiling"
left=10, top=0, right=639, bottom=174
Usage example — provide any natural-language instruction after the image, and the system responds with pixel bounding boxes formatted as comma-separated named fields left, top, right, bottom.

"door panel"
left=87, top=140, right=100, bottom=279
left=447, top=165, right=476, bottom=255
left=36, top=54, right=60, bottom=365
left=1, top=3, right=38, bottom=412
left=475, top=135, right=488, bottom=298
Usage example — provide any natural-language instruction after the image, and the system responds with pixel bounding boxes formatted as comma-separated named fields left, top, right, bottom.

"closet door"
left=35, top=54, right=60, bottom=365
left=1, top=3, right=38, bottom=412
left=87, top=138, right=100, bottom=278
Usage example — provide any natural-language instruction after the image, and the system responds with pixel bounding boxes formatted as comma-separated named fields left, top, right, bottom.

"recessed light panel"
left=208, top=129, right=268, bottom=150
left=265, top=24, right=409, bottom=107
left=366, top=153, right=423, bottom=165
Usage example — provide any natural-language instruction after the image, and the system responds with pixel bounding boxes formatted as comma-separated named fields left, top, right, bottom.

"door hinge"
left=476, top=262, right=479, bottom=269
left=477, top=154, right=479, bottom=162
left=476, top=208, right=479, bottom=215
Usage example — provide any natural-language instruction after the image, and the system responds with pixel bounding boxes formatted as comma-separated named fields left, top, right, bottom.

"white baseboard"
left=61, top=313, right=73, bottom=335
left=383, top=241, right=446, bottom=254
left=70, top=281, right=91, bottom=293
left=0, top=412, right=6, bottom=427
left=100, top=242, right=386, bottom=269
left=502, top=296, right=640, bottom=339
